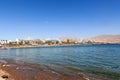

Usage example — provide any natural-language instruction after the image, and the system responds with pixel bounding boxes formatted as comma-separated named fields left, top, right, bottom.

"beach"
left=0, top=58, right=111, bottom=80
left=0, top=58, right=86, bottom=80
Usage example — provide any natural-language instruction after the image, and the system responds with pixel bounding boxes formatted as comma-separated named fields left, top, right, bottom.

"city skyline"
left=0, top=0, right=120, bottom=39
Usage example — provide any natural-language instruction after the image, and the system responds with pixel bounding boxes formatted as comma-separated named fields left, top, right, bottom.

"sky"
left=0, top=0, right=120, bottom=40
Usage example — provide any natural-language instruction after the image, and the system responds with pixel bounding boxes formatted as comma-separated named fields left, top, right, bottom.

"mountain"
left=89, top=35, right=120, bottom=43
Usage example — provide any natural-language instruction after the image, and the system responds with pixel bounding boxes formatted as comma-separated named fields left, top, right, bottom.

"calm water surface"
left=0, top=44, right=120, bottom=79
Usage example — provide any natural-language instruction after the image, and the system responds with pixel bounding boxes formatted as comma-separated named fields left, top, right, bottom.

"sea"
left=0, top=44, right=120, bottom=80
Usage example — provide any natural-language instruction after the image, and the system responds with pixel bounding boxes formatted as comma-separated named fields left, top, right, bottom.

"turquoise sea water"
left=0, top=44, right=120, bottom=79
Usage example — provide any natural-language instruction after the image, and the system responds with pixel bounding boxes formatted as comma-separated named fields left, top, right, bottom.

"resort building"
left=59, top=37, right=79, bottom=44
left=0, top=40, right=8, bottom=44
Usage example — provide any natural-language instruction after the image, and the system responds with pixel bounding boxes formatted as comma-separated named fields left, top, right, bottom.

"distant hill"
left=89, top=35, right=120, bottom=43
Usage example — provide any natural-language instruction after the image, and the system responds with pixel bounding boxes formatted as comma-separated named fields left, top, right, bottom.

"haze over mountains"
left=89, top=35, right=120, bottom=43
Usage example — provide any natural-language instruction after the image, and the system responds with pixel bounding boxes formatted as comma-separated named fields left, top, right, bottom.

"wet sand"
left=0, top=58, right=110, bottom=80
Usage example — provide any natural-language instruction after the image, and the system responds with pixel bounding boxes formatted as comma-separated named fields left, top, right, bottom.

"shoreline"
left=1, top=44, right=82, bottom=50
left=1, top=43, right=120, bottom=49
left=0, top=58, right=110, bottom=80
left=0, top=58, right=87, bottom=80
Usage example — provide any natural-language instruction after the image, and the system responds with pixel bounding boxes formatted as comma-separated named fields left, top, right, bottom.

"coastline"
left=1, top=43, right=120, bottom=49
left=2, top=44, right=80, bottom=49
left=0, top=58, right=110, bottom=80
left=0, top=58, right=86, bottom=80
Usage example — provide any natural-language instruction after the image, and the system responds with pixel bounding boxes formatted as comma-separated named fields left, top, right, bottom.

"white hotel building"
left=0, top=40, right=8, bottom=44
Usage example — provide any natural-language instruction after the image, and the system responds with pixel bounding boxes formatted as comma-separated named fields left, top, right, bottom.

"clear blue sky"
left=0, top=0, right=120, bottom=39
